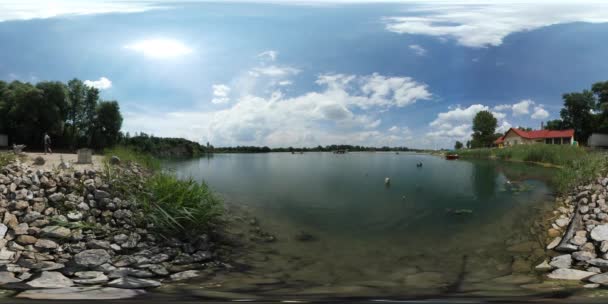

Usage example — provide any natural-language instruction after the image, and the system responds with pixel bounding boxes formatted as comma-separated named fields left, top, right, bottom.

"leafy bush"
left=140, top=173, right=223, bottom=238
left=0, top=153, right=15, bottom=167
left=104, top=146, right=160, bottom=171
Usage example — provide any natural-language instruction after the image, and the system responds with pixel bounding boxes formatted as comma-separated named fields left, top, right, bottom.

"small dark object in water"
left=445, top=208, right=473, bottom=215
left=295, top=231, right=317, bottom=242
left=416, top=162, right=423, bottom=167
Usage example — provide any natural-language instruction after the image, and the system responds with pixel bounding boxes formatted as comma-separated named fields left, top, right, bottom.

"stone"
left=12, top=223, right=29, bottom=235
left=547, top=268, right=596, bottom=280
left=589, top=258, right=608, bottom=268
left=86, top=240, right=111, bottom=250
left=67, top=211, right=83, bottom=221
left=549, top=254, right=572, bottom=269
left=110, top=156, right=121, bottom=165
left=170, top=270, right=201, bottom=281
left=0, top=224, right=8, bottom=239
left=555, top=218, right=570, bottom=228
left=73, top=271, right=109, bottom=284
left=547, top=237, right=561, bottom=250
left=0, top=249, right=15, bottom=260
left=74, top=249, right=111, bottom=268
left=33, top=156, right=45, bottom=166
left=584, top=283, right=600, bottom=288
left=16, top=287, right=145, bottom=300
left=34, top=239, right=58, bottom=250
left=601, top=241, right=608, bottom=253
left=107, top=277, right=161, bottom=289
left=94, top=190, right=111, bottom=200
left=534, top=260, right=552, bottom=272
left=581, top=205, right=590, bottom=214
left=15, top=235, right=37, bottom=245
left=548, top=228, right=561, bottom=238
left=27, top=271, right=74, bottom=288
left=591, top=224, right=608, bottom=241
left=589, top=273, right=608, bottom=285
left=40, top=226, right=71, bottom=238
left=0, top=271, right=20, bottom=284
left=573, top=251, right=596, bottom=262
left=48, top=193, right=64, bottom=203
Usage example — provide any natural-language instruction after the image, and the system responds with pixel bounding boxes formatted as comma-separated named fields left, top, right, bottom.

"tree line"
left=454, top=80, right=608, bottom=149
left=213, top=145, right=419, bottom=153
left=0, top=79, right=123, bottom=150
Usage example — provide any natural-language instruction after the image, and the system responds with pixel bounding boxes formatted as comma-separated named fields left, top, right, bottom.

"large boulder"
left=74, top=249, right=111, bottom=268
left=27, top=271, right=74, bottom=288
left=591, top=224, right=608, bottom=242
left=547, top=269, right=596, bottom=280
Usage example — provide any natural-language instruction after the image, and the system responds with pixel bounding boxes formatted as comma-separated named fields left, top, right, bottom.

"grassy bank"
left=104, top=146, right=223, bottom=238
left=0, top=153, right=15, bottom=167
left=457, top=145, right=607, bottom=193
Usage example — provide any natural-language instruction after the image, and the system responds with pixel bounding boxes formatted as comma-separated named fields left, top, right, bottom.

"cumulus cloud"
left=123, top=72, right=431, bottom=147
left=384, top=2, right=608, bottom=48
left=249, top=65, right=300, bottom=78
left=511, top=99, right=533, bottom=116
left=427, top=104, right=509, bottom=144
left=408, top=44, right=427, bottom=56
left=84, top=77, right=112, bottom=90
left=0, top=0, right=165, bottom=22
left=211, top=84, right=231, bottom=104
left=531, top=106, right=549, bottom=119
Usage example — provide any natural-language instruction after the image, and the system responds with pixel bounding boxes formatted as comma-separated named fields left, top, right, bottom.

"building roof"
left=494, top=128, right=575, bottom=144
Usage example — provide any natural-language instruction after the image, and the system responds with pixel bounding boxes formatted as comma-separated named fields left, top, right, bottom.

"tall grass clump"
left=0, top=153, right=15, bottom=167
left=140, top=173, right=223, bottom=238
left=104, top=146, right=160, bottom=171
left=556, top=152, right=608, bottom=193
left=458, top=148, right=493, bottom=159
left=460, top=144, right=587, bottom=166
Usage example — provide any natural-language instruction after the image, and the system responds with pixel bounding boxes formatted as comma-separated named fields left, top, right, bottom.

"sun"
left=124, top=38, right=192, bottom=59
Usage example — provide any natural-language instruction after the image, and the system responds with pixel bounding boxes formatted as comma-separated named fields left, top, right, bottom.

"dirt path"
left=22, top=152, right=105, bottom=171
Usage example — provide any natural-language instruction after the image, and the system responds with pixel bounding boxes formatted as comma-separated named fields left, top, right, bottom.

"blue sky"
left=2, top=1, right=608, bottom=148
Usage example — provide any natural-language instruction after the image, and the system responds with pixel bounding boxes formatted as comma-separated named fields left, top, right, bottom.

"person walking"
left=44, top=132, right=52, bottom=155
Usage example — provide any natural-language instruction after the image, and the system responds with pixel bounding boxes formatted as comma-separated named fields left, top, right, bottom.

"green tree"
left=454, top=141, right=463, bottom=149
left=94, top=101, right=123, bottom=149
left=471, top=110, right=498, bottom=148
left=560, top=90, right=596, bottom=143
left=545, top=119, right=566, bottom=130
left=592, top=81, right=608, bottom=132
left=466, top=140, right=471, bottom=149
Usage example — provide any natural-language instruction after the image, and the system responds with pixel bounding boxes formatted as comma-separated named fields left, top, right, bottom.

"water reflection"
left=163, top=153, right=560, bottom=299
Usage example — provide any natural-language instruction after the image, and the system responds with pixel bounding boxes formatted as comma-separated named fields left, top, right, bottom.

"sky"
left=1, top=1, right=608, bottom=149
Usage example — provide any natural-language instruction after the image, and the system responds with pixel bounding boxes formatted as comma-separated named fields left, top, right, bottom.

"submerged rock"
left=16, top=287, right=145, bottom=300
left=547, top=269, right=595, bottom=280
left=26, top=271, right=74, bottom=288
left=107, top=277, right=161, bottom=289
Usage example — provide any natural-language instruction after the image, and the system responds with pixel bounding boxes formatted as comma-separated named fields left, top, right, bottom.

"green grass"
left=103, top=146, right=161, bottom=171
left=457, top=145, right=607, bottom=193
left=139, top=173, right=223, bottom=238
left=0, top=153, right=15, bottom=167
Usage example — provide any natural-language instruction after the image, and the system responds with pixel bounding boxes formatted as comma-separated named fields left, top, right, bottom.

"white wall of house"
left=503, top=132, right=535, bottom=146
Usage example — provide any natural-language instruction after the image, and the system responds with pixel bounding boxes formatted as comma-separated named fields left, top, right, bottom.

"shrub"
left=104, top=146, right=160, bottom=171
left=140, top=173, right=223, bottom=238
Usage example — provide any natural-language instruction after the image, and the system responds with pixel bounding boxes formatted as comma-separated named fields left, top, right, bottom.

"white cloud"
left=84, top=77, right=112, bottom=90
left=427, top=104, right=509, bottom=144
left=211, top=84, right=231, bottom=104
left=250, top=65, right=300, bottom=78
left=512, top=99, right=533, bottom=116
left=123, top=72, right=430, bottom=147
left=257, top=50, right=278, bottom=61
left=278, top=80, right=293, bottom=86
left=384, top=3, right=608, bottom=48
left=124, top=39, right=192, bottom=59
left=0, top=0, right=165, bottom=22
left=531, top=106, right=549, bottom=119
left=408, top=44, right=427, bottom=56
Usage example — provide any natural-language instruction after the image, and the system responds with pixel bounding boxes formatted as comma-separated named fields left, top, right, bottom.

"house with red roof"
left=494, top=128, right=575, bottom=148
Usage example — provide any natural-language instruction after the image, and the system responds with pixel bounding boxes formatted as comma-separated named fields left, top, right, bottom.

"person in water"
left=43, top=132, right=52, bottom=155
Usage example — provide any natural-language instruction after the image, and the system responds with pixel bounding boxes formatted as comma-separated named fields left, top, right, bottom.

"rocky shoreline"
left=0, top=158, right=226, bottom=299
left=542, top=175, right=608, bottom=287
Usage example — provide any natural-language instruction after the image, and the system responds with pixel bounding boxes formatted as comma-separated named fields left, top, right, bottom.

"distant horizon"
left=2, top=1, right=608, bottom=149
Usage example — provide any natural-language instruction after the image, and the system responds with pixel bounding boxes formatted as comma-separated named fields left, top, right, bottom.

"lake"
left=164, top=152, right=560, bottom=299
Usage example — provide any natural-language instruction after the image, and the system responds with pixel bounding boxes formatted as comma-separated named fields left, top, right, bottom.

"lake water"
left=163, top=152, right=563, bottom=300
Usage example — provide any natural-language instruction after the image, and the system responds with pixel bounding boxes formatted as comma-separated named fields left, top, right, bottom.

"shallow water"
left=162, top=152, right=573, bottom=300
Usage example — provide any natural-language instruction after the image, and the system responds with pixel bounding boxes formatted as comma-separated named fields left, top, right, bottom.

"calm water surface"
left=163, top=152, right=565, bottom=300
